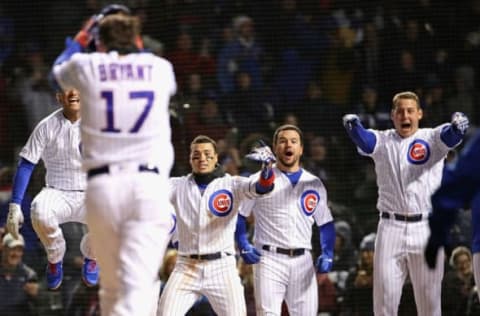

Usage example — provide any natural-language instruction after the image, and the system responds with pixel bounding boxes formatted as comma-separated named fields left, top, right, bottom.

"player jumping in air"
left=7, top=88, right=98, bottom=291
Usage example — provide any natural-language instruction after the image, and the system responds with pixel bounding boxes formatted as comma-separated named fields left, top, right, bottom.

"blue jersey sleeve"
left=50, top=37, right=84, bottom=90
left=345, top=121, right=377, bottom=154
left=11, top=158, right=36, bottom=204
left=440, top=124, right=464, bottom=148
left=318, top=221, right=335, bottom=258
left=235, top=214, right=250, bottom=249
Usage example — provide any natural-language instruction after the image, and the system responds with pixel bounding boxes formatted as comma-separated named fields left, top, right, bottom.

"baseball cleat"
left=46, top=261, right=63, bottom=291
left=82, top=258, right=99, bottom=287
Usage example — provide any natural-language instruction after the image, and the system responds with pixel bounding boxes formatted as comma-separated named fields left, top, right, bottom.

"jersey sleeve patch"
left=208, top=189, right=234, bottom=217
left=300, top=190, right=320, bottom=216
left=407, top=139, right=431, bottom=165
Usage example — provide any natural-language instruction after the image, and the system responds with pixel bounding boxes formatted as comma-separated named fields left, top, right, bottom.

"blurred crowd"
left=1, top=0, right=480, bottom=315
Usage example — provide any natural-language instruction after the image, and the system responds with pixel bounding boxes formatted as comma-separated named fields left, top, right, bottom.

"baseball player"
left=157, top=135, right=275, bottom=316
left=6, top=88, right=98, bottom=291
left=343, top=91, right=470, bottom=315
left=425, top=130, right=480, bottom=302
left=51, top=13, right=177, bottom=316
left=235, top=124, right=336, bottom=316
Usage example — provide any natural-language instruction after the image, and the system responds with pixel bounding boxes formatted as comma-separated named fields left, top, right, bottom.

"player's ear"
left=418, top=107, right=423, bottom=120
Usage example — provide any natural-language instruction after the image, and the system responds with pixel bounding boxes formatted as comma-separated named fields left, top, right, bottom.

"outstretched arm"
left=342, top=114, right=377, bottom=154
left=316, top=221, right=335, bottom=273
left=245, top=141, right=276, bottom=194
left=440, top=112, right=469, bottom=148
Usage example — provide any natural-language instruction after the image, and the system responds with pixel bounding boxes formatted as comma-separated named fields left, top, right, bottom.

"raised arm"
left=245, top=140, right=276, bottom=194
left=342, top=114, right=377, bottom=154
left=439, top=112, right=469, bottom=148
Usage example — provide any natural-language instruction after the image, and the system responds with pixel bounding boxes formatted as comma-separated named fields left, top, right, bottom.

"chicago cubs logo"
left=407, top=139, right=430, bottom=165
left=208, top=190, right=233, bottom=217
left=300, top=190, right=320, bottom=216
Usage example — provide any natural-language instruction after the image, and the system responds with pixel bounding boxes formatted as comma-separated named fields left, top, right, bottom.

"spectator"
left=317, top=272, right=338, bottom=315
left=0, top=233, right=39, bottom=316
left=166, top=32, right=215, bottom=92
left=183, top=90, right=231, bottom=144
left=65, top=282, right=100, bottom=316
left=353, top=86, right=391, bottom=130
left=224, top=71, right=273, bottom=140
left=0, top=164, right=41, bottom=273
left=442, top=246, right=476, bottom=315
left=446, top=65, right=480, bottom=127
left=217, top=15, right=264, bottom=94
left=342, top=232, right=375, bottom=316
left=421, top=75, right=449, bottom=127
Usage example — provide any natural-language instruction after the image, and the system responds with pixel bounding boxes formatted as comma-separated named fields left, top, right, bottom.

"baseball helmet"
left=88, top=4, right=132, bottom=51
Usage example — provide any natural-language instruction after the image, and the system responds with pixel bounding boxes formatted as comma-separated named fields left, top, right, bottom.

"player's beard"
left=278, top=155, right=299, bottom=169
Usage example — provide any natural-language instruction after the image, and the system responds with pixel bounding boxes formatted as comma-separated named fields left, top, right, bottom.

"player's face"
left=391, top=98, right=423, bottom=138
left=274, top=130, right=303, bottom=171
left=57, top=88, right=81, bottom=113
left=190, top=143, right=218, bottom=174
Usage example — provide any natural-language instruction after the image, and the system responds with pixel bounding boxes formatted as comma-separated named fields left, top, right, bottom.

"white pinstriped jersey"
left=239, top=166, right=333, bottom=250
left=170, top=173, right=258, bottom=255
left=20, top=108, right=85, bottom=190
left=53, top=51, right=176, bottom=174
left=363, top=125, right=453, bottom=214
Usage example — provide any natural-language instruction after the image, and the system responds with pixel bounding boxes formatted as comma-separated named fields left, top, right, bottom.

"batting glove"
left=316, top=254, right=333, bottom=273
left=342, top=114, right=361, bottom=130
left=451, top=112, right=469, bottom=135
left=74, top=15, right=98, bottom=48
left=245, top=141, right=276, bottom=164
left=240, top=244, right=262, bottom=264
left=7, top=203, right=24, bottom=240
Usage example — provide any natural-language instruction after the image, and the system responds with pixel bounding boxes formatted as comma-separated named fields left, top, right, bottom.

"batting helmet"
left=98, top=4, right=131, bottom=20
left=88, top=4, right=132, bottom=51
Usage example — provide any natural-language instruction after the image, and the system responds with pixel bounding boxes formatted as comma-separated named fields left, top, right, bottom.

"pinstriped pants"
left=253, top=249, right=318, bottom=316
left=31, top=187, right=93, bottom=263
left=373, top=217, right=444, bottom=316
left=158, top=254, right=246, bottom=316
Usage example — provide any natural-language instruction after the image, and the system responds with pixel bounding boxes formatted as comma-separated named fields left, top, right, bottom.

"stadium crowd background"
left=0, top=0, right=479, bottom=315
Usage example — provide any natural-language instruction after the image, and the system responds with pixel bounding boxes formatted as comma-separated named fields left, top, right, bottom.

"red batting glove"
left=74, top=15, right=97, bottom=48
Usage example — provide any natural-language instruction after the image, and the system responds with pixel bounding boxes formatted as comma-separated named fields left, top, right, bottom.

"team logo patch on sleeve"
left=407, top=139, right=430, bottom=165
left=208, top=190, right=233, bottom=217
left=300, top=190, right=320, bottom=216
